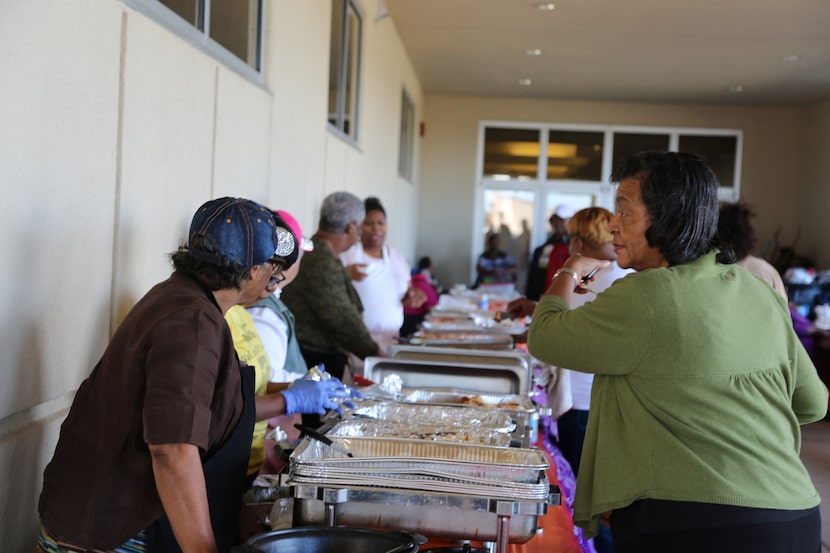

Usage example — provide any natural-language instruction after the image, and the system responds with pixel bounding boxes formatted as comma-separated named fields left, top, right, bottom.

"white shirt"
left=340, top=243, right=411, bottom=343
left=564, top=262, right=634, bottom=410
left=247, top=290, right=303, bottom=383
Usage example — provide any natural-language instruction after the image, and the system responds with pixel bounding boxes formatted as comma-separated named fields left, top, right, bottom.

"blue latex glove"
left=329, top=377, right=364, bottom=411
left=282, top=378, right=364, bottom=415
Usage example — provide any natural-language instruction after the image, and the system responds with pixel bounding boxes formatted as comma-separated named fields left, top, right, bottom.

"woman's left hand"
left=403, top=286, right=427, bottom=308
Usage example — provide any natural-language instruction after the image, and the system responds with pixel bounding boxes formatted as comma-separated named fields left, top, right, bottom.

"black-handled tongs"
left=293, top=423, right=354, bottom=457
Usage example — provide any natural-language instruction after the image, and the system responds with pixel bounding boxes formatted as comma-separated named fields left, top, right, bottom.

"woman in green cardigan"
left=528, top=151, right=827, bottom=553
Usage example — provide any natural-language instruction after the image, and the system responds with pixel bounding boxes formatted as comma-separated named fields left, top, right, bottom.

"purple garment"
left=790, top=305, right=818, bottom=358
left=541, top=415, right=598, bottom=553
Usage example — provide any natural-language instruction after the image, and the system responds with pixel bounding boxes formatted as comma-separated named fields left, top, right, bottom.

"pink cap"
left=276, top=209, right=314, bottom=252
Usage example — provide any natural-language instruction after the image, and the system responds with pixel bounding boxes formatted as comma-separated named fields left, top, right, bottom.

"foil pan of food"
left=325, top=418, right=511, bottom=447
left=399, top=388, right=535, bottom=411
left=345, top=400, right=515, bottom=432
left=289, top=436, right=548, bottom=484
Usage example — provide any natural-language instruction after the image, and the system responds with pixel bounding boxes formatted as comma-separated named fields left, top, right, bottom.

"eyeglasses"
left=266, top=258, right=286, bottom=286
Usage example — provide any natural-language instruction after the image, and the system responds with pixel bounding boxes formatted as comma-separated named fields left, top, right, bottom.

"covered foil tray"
left=326, top=419, right=511, bottom=447
left=289, top=481, right=560, bottom=543
left=347, top=400, right=515, bottom=432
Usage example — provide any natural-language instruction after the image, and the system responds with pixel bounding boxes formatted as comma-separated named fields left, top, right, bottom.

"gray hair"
left=318, top=191, right=365, bottom=233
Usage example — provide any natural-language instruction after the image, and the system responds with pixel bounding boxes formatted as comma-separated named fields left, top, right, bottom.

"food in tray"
left=459, top=394, right=523, bottom=410
left=327, top=419, right=511, bottom=446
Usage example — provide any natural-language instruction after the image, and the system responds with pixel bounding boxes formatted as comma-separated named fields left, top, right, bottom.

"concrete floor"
left=800, top=419, right=830, bottom=552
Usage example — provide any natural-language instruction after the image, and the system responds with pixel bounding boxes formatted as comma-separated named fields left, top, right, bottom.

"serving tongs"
left=293, top=423, right=354, bottom=457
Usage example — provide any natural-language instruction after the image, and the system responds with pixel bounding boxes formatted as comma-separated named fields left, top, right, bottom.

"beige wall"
left=417, top=95, right=819, bottom=287
left=802, top=99, right=830, bottom=269
left=0, top=0, right=422, bottom=549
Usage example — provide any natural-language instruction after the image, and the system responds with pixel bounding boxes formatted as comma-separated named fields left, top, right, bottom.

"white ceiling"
left=383, top=0, right=830, bottom=107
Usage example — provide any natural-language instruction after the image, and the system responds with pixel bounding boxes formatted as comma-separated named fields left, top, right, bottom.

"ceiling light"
left=535, top=3, right=556, bottom=11
left=518, top=79, right=533, bottom=86
left=781, top=54, right=800, bottom=62
left=525, top=49, right=543, bottom=56
left=728, top=85, right=743, bottom=93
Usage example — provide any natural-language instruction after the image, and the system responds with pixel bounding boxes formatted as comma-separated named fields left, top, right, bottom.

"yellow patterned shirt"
left=225, top=305, right=271, bottom=475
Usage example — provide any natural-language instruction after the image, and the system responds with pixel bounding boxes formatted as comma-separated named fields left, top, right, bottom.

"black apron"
left=147, top=362, right=256, bottom=552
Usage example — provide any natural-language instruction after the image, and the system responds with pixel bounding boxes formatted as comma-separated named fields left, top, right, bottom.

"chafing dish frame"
left=282, top=475, right=561, bottom=553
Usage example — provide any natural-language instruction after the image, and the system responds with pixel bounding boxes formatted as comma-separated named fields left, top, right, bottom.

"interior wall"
left=801, top=99, right=830, bottom=268
left=418, top=95, right=812, bottom=288
left=0, top=0, right=421, bottom=550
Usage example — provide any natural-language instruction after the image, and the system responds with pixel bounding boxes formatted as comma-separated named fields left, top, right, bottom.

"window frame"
left=398, top=88, right=416, bottom=181
left=472, top=120, right=743, bottom=282
left=327, top=0, right=363, bottom=143
left=124, top=0, right=266, bottom=86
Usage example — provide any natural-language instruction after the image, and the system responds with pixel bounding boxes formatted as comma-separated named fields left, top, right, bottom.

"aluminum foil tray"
left=400, top=388, right=535, bottom=411
left=289, top=473, right=549, bottom=500
left=289, top=479, right=560, bottom=543
left=326, top=419, right=511, bottom=447
left=347, top=400, right=515, bottom=431
left=290, top=436, right=548, bottom=483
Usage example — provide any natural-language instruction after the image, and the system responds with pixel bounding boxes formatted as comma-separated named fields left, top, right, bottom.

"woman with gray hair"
left=281, top=191, right=380, bottom=386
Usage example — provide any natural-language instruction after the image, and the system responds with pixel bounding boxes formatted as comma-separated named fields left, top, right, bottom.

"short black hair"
left=717, top=201, right=756, bottom=261
left=365, top=196, right=386, bottom=216
left=611, top=150, right=734, bottom=266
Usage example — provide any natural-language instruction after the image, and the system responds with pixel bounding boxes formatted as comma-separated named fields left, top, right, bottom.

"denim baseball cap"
left=188, top=197, right=296, bottom=267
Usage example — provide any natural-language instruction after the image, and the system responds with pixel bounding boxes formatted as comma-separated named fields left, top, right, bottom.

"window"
left=328, top=0, right=363, bottom=140
left=398, top=89, right=415, bottom=181
left=474, top=121, right=743, bottom=284
left=547, top=130, right=604, bottom=181
left=126, top=0, right=264, bottom=79
left=483, top=128, right=541, bottom=180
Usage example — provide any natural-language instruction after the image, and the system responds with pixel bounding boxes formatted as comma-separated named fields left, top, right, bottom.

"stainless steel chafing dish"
left=362, top=357, right=530, bottom=395
left=283, top=436, right=560, bottom=552
left=385, top=345, right=531, bottom=374
left=407, top=332, right=515, bottom=350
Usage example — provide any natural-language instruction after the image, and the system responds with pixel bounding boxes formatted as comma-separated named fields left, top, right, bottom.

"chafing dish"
left=362, top=357, right=529, bottom=394
left=408, top=332, right=515, bottom=350
left=284, top=436, right=559, bottom=551
left=385, top=345, right=531, bottom=373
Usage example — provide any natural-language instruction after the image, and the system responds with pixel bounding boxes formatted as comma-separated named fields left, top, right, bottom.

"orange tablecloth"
left=421, top=424, right=585, bottom=553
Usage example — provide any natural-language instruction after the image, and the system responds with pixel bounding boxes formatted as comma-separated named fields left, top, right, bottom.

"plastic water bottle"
left=479, top=294, right=489, bottom=310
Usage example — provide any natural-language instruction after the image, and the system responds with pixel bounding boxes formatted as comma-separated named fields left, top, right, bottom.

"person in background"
left=401, top=269, right=440, bottom=337
left=557, top=207, right=633, bottom=553
left=526, top=204, right=574, bottom=300
left=716, top=201, right=787, bottom=298
left=225, top=209, right=356, bottom=485
left=37, top=198, right=289, bottom=553
left=474, top=233, right=517, bottom=287
left=281, top=191, right=380, bottom=384
left=341, top=196, right=427, bottom=350
left=527, top=151, right=827, bottom=553
left=414, top=255, right=444, bottom=295
left=248, top=210, right=316, bottom=385
left=247, top=209, right=317, bottom=473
